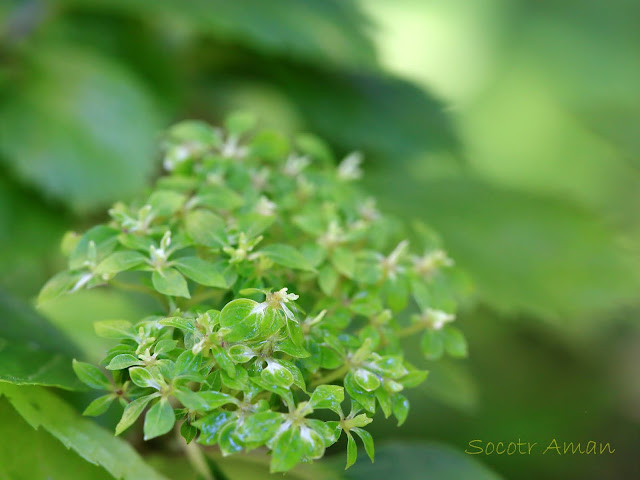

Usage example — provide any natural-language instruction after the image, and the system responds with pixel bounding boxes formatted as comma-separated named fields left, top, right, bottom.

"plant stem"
left=310, top=364, right=349, bottom=388
left=397, top=322, right=427, bottom=338
left=180, top=433, right=214, bottom=480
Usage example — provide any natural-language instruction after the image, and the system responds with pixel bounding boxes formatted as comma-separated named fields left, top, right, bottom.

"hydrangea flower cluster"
left=41, top=113, right=466, bottom=472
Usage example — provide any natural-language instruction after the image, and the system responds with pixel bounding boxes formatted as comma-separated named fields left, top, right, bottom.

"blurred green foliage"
left=1, top=0, right=639, bottom=479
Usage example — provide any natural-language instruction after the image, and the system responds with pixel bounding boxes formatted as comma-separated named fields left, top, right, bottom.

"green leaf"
left=180, top=421, right=198, bottom=444
left=306, top=419, right=340, bottom=448
left=368, top=356, right=408, bottom=379
left=0, top=46, right=162, bottom=210
left=152, top=268, right=190, bottom=298
left=260, top=244, right=315, bottom=271
left=0, top=384, right=168, bottom=479
left=345, top=433, right=357, bottom=469
left=116, top=393, right=160, bottom=435
left=175, top=389, right=236, bottom=411
left=318, top=264, right=339, bottom=295
left=343, top=442, right=504, bottom=480
left=351, top=428, right=374, bottom=462
left=385, top=278, right=409, bottom=312
left=421, top=330, right=444, bottom=360
left=106, top=354, right=143, bottom=370
left=400, top=369, right=428, bottom=389
left=343, top=373, right=376, bottom=413
left=0, top=397, right=114, bottom=480
left=184, top=209, right=227, bottom=247
left=310, top=385, right=344, bottom=414
left=350, top=292, right=383, bottom=317
left=227, top=345, right=257, bottom=363
left=353, top=368, right=380, bottom=392
left=275, top=336, right=310, bottom=359
left=261, top=361, right=294, bottom=389
left=174, top=350, right=206, bottom=378
left=374, top=388, right=392, bottom=418
left=331, top=248, right=356, bottom=278
left=236, top=213, right=275, bottom=239
left=173, top=256, right=228, bottom=288
left=148, top=190, right=186, bottom=217
left=83, top=394, right=116, bottom=417
left=0, top=341, right=84, bottom=390
left=225, top=111, right=257, bottom=135
left=391, top=394, right=409, bottom=427
left=442, top=326, right=468, bottom=358
left=129, top=367, right=162, bottom=389
left=218, top=422, right=243, bottom=456
left=159, top=316, right=197, bottom=332
left=38, top=271, right=81, bottom=304
left=96, top=251, right=148, bottom=275
left=237, top=411, right=284, bottom=444
left=267, top=68, right=457, bottom=161
left=72, top=359, right=110, bottom=390
left=144, top=398, right=176, bottom=440
left=194, top=410, right=234, bottom=446
left=0, top=292, right=80, bottom=357
left=196, top=186, right=244, bottom=211
left=392, top=176, right=640, bottom=318
left=219, top=299, right=262, bottom=342
left=270, top=428, right=306, bottom=473
left=63, top=0, right=376, bottom=69
left=94, top=320, right=134, bottom=339
left=211, top=345, right=236, bottom=376
left=154, top=339, right=178, bottom=355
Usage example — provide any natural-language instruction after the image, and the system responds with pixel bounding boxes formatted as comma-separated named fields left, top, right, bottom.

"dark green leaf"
left=0, top=384, right=168, bottom=479
left=0, top=46, right=162, bottom=210
left=0, top=341, right=84, bottom=391
left=344, top=442, right=504, bottom=480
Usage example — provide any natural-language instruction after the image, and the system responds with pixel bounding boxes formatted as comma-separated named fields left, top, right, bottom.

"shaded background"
left=1, top=1, right=640, bottom=479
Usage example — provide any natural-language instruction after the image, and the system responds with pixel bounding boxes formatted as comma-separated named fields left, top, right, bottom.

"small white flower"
left=206, top=170, right=225, bottom=186
left=252, top=288, right=300, bottom=321
left=318, top=221, right=346, bottom=248
left=282, top=153, right=311, bottom=177
left=255, top=196, right=277, bottom=216
left=251, top=167, right=270, bottom=190
left=163, top=144, right=191, bottom=171
left=423, top=309, right=455, bottom=330
left=220, top=134, right=248, bottom=159
left=380, top=240, right=409, bottom=280
left=337, top=151, right=363, bottom=181
left=70, top=272, right=94, bottom=293
left=358, top=197, right=380, bottom=222
left=413, top=249, right=454, bottom=276
left=149, top=231, right=172, bottom=266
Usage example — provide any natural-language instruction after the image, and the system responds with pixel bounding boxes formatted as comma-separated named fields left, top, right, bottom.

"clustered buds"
left=43, top=113, right=466, bottom=472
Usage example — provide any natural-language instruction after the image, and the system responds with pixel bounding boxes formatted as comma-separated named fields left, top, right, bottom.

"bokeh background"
left=2, top=1, right=640, bottom=479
